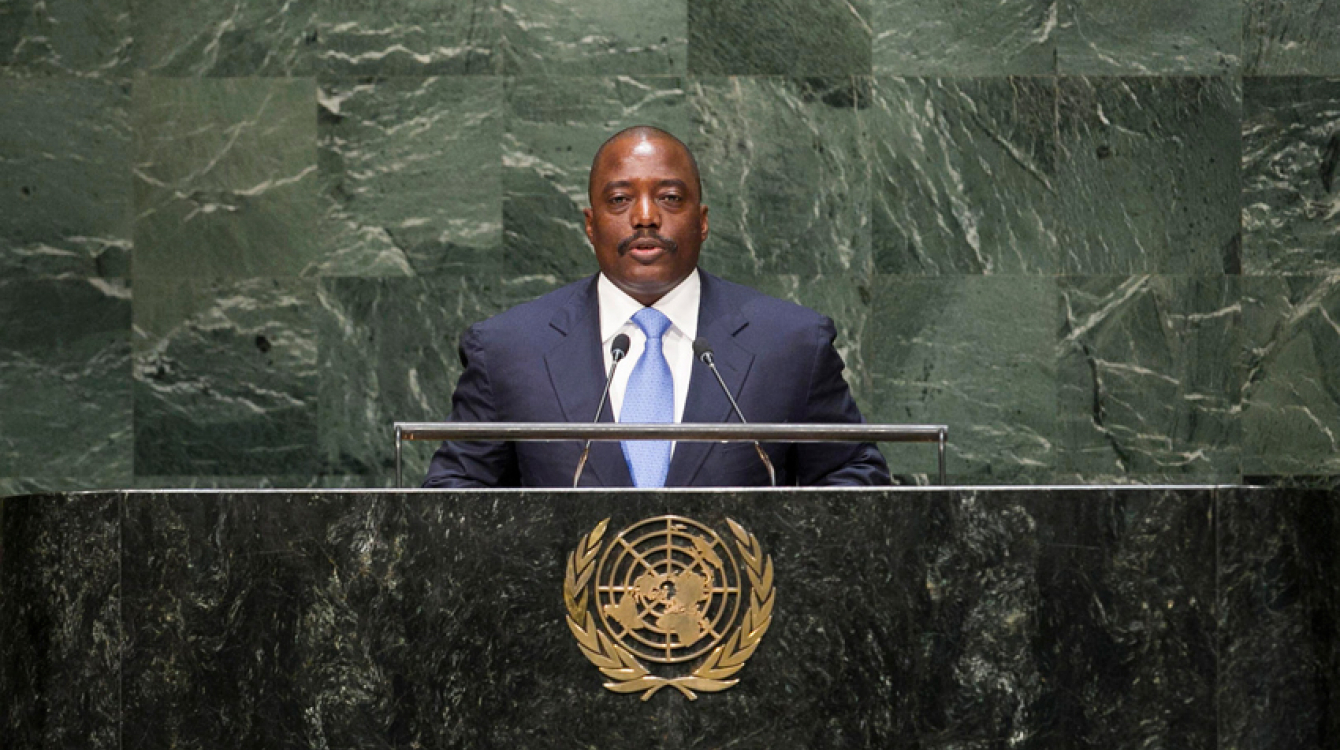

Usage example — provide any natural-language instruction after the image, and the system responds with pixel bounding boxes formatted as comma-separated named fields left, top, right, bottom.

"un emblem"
left=563, top=516, right=775, bottom=700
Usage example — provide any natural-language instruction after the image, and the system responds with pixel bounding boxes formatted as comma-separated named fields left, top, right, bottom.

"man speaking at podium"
left=424, top=126, right=889, bottom=488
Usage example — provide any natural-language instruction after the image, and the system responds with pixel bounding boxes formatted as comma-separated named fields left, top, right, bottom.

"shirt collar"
left=598, top=269, right=700, bottom=342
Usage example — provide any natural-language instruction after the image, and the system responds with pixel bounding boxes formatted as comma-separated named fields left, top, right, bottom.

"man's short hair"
left=588, top=125, right=703, bottom=203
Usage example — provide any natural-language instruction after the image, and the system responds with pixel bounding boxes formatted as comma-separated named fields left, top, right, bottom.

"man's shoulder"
left=469, top=275, right=595, bottom=337
left=702, top=271, right=830, bottom=328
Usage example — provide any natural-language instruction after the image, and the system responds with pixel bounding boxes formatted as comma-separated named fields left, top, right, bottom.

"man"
left=424, top=126, right=889, bottom=488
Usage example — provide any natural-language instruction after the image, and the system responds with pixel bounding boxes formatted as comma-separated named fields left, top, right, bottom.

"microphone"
left=573, top=333, right=631, bottom=487
left=692, top=338, right=777, bottom=487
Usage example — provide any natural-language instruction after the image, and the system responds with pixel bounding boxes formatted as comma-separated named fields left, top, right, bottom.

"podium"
left=2, top=485, right=1336, bottom=748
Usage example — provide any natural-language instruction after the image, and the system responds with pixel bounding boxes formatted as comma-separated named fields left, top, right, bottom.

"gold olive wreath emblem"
left=563, top=515, right=775, bottom=700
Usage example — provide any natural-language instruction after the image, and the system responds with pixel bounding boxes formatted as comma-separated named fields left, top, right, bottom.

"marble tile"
left=0, top=0, right=131, bottom=76
left=1056, top=0, right=1240, bottom=75
left=131, top=0, right=496, bottom=76
left=133, top=277, right=318, bottom=476
left=868, top=76, right=1058, bottom=275
left=316, top=76, right=503, bottom=277
left=1243, top=0, right=1340, bottom=75
left=872, top=0, right=1058, bottom=76
left=689, top=77, right=871, bottom=278
left=1055, top=77, right=1242, bottom=275
left=1240, top=275, right=1340, bottom=476
left=502, top=0, right=685, bottom=75
left=103, top=487, right=1215, bottom=746
left=0, top=492, right=119, bottom=749
left=1058, top=275, right=1242, bottom=480
left=867, top=276, right=1057, bottom=483
left=132, top=78, right=318, bottom=279
left=130, top=0, right=313, bottom=76
left=937, top=488, right=1215, bottom=749
left=126, top=474, right=400, bottom=490
left=643, top=488, right=1211, bottom=747
left=0, top=78, right=131, bottom=280
left=688, top=0, right=873, bottom=76
left=744, top=274, right=877, bottom=410
left=502, top=75, right=688, bottom=277
left=0, top=279, right=132, bottom=488
left=1044, top=472, right=1190, bottom=486
left=308, top=0, right=498, bottom=77
left=1219, top=487, right=1340, bottom=749
left=1241, top=474, right=1340, bottom=491
left=1241, top=76, right=1340, bottom=276
left=0, top=478, right=51, bottom=499
left=315, top=275, right=571, bottom=482
left=119, top=491, right=580, bottom=748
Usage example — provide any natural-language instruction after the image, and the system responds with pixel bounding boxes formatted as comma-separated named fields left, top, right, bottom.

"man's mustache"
left=617, top=231, right=678, bottom=255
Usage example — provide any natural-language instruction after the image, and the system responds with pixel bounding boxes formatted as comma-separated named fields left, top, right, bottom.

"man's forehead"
left=595, top=133, right=691, bottom=170
left=627, top=138, right=662, bottom=157
left=589, top=130, right=702, bottom=199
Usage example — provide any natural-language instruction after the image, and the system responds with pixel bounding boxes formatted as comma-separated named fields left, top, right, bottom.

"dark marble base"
left=1, top=486, right=1334, bottom=749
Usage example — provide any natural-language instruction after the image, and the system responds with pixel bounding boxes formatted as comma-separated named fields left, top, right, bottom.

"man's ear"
left=583, top=207, right=595, bottom=245
left=699, top=205, right=709, bottom=242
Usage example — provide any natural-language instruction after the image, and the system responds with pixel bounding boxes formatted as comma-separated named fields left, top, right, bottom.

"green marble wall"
left=2, top=0, right=1338, bottom=494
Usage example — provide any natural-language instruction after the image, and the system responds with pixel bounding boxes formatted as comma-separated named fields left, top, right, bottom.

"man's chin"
left=611, top=271, right=689, bottom=304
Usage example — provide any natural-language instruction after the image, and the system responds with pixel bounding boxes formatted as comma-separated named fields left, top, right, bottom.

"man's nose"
left=631, top=195, right=660, bottom=228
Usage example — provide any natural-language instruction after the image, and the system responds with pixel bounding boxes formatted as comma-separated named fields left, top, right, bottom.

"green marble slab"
left=744, top=274, right=876, bottom=411
left=0, top=487, right=1231, bottom=745
left=689, top=77, right=871, bottom=278
left=1058, top=275, right=1241, bottom=480
left=0, top=79, right=131, bottom=280
left=127, top=474, right=395, bottom=490
left=871, top=0, right=1245, bottom=77
left=0, top=279, right=132, bottom=492
left=688, top=0, right=873, bottom=75
left=0, top=493, right=120, bottom=747
left=317, top=76, right=502, bottom=277
left=502, top=0, right=685, bottom=75
left=1057, top=0, right=1240, bottom=74
left=130, top=0, right=311, bottom=76
left=0, top=0, right=131, bottom=75
left=1244, top=0, right=1340, bottom=75
left=131, top=0, right=496, bottom=76
left=308, top=0, right=497, bottom=76
left=873, top=0, right=1057, bottom=75
left=868, top=76, right=1058, bottom=275
left=1218, top=487, right=1340, bottom=748
left=132, top=78, right=319, bottom=279
left=133, top=277, right=318, bottom=476
left=502, top=75, right=688, bottom=277
left=1240, top=275, right=1340, bottom=476
left=867, top=275, right=1057, bottom=482
left=316, top=275, right=570, bottom=482
left=1055, top=76, right=1241, bottom=275
left=1242, top=76, right=1340, bottom=276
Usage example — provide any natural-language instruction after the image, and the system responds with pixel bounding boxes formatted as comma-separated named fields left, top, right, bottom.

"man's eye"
left=610, top=195, right=630, bottom=205
left=661, top=194, right=683, bottom=204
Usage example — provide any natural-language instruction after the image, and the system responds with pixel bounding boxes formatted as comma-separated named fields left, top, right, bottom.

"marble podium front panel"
left=2, top=486, right=1335, bottom=749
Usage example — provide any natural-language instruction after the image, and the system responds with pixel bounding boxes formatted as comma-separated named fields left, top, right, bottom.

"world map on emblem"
left=594, top=516, right=744, bottom=663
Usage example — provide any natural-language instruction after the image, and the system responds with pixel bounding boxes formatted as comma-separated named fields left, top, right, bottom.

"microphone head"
left=611, top=333, right=631, bottom=360
left=692, top=337, right=714, bottom=363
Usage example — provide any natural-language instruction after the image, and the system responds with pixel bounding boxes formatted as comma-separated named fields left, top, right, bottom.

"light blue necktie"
left=621, top=307, right=674, bottom=487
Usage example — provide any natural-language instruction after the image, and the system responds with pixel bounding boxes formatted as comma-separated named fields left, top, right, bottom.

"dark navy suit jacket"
left=423, top=271, right=890, bottom=488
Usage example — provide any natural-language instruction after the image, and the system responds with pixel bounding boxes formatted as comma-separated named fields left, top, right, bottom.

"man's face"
left=584, top=135, right=708, bottom=306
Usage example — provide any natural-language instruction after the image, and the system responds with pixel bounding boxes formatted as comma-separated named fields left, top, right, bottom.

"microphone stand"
left=695, top=341, right=777, bottom=487
left=573, top=335, right=629, bottom=487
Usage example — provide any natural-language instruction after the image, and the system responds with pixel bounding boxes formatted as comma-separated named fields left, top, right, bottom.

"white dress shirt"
left=597, top=269, right=700, bottom=425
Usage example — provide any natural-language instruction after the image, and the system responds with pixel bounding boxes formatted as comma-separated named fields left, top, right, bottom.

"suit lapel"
left=665, top=273, right=754, bottom=486
left=543, top=277, right=632, bottom=487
